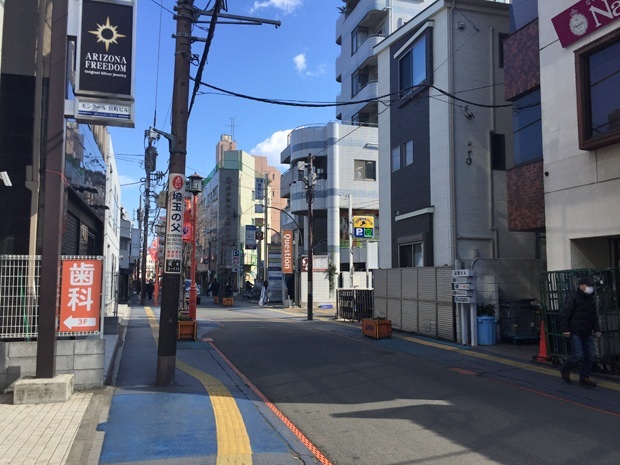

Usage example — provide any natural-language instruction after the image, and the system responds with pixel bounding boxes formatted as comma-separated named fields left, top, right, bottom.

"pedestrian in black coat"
left=559, top=277, right=602, bottom=387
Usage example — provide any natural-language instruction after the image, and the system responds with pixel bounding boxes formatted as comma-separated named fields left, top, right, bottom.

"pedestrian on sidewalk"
left=560, top=276, right=602, bottom=387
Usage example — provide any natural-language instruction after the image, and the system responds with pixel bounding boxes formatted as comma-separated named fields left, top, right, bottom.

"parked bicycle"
left=241, top=283, right=262, bottom=301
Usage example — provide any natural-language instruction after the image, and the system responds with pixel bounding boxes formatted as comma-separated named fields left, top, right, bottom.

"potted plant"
left=177, top=310, right=197, bottom=340
left=362, top=315, right=392, bottom=339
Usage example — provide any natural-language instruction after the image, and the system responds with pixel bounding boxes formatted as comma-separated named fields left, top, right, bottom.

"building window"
left=405, top=140, right=413, bottom=166
left=352, top=69, right=369, bottom=97
left=354, top=160, right=376, bottom=180
left=399, top=243, right=423, bottom=267
left=351, top=26, right=368, bottom=55
left=513, top=89, right=542, bottom=165
left=391, top=146, right=401, bottom=172
left=399, top=31, right=431, bottom=95
left=576, top=31, right=620, bottom=151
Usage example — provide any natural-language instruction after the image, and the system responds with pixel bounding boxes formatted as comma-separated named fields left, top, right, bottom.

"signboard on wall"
left=551, top=0, right=620, bottom=48
left=75, top=0, right=136, bottom=127
left=59, top=259, right=102, bottom=332
left=281, top=229, right=293, bottom=273
left=245, top=225, right=257, bottom=249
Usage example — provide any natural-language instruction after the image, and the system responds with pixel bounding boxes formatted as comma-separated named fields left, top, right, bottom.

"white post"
left=460, top=303, right=468, bottom=345
left=349, top=194, right=353, bottom=288
left=470, top=302, right=477, bottom=347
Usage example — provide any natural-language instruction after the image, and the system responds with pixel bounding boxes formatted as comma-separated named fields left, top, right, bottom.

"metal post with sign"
left=452, top=269, right=477, bottom=346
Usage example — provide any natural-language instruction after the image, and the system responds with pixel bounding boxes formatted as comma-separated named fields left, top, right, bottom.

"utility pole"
left=140, top=138, right=156, bottom=305
left=299, top=154, right=316, bottom=320
left=36, top=0, right=69, bottom=378
left=263, top=173, right=269, bottom=286
left=156, top=0, right=194, bottom=386
left=349, top=194, right=354, bottom=288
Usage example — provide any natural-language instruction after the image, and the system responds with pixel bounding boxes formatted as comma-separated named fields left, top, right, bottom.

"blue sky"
left=110, top=0, right=342, bottom=220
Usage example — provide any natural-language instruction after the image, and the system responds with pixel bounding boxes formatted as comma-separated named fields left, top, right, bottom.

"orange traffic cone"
left=535, top=321, right=551, bottom=362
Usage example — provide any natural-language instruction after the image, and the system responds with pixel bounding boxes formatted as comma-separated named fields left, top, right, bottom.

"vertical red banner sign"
left=281, top=229, right=293, bottom=273
left=59, top=259, right=102, bottom=332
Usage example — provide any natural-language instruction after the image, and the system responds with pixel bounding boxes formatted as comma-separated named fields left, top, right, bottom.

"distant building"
left=280, top=122, right=379, bottom=300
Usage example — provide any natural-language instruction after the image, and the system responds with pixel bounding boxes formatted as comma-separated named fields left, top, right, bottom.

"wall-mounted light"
left=1, top=171, right=12, bottom=187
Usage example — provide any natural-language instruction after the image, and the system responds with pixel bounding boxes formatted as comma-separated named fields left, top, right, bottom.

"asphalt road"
left=202, top=305, right=620, bottom=465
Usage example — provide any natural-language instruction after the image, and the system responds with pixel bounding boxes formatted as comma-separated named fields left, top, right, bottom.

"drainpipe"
left=449, top=1, right=458, bottom=267
left=489, top=25, right=498, bottom=258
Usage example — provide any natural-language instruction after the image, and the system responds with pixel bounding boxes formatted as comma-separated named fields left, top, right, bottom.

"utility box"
left=500, top=300, right=541, bottom=343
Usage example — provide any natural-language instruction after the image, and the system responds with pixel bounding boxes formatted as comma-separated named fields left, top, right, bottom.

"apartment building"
left=375, top=0, right=537, bottom=269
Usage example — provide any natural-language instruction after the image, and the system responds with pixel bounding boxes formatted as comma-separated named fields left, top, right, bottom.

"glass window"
left=577, top=34, right=620, bottom=150
left=399, top=32, right=430, bottom=94
left=399, top=243, right=423, bottom=267
left=391, top=146, right=401, bottom=172
left=405, top=140, right=413, bottom=166
left=352, top=69, right=369, bottom=97
left=354, top=160, right=376, bottom=180
left=351, top=26, right=368, bottom=55
left=513, top=89, right=542, bottom=165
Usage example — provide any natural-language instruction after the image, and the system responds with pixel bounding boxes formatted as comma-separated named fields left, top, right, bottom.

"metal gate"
left=541, top=268, right=620, bottom=373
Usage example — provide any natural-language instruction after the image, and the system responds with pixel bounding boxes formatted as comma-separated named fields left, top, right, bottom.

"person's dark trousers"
left=561, top=334, right=595, bottom=378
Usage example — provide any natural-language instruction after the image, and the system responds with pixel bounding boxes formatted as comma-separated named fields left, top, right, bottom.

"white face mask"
left=584, top=286, right=594, bottom=295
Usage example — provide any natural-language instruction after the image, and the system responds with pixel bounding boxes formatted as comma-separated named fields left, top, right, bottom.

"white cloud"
left=293, top=53, right=307, bottom=72
left=250, top=130, right=292, bottom=168
left=250, top=0, right=303, bottom=14
left=293, top=52, right=326, bottom=77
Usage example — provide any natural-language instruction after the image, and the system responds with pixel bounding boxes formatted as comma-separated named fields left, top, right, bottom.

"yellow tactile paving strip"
left=144, top=307, right=252, bottom=465
left=0, top=392, right=92, bottom=465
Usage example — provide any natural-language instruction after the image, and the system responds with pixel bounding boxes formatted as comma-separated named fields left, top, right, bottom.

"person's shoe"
left=580, top=377, right=597, bottom=388
left=560, top=369, right=572, bottom=383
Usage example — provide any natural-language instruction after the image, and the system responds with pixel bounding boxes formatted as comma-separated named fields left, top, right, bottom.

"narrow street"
left=204, top=304, right=620, bottom=465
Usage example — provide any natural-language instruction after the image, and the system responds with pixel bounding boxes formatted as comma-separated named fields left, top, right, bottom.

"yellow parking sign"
left=353, top=216, right=374, bottom=228
left=353, top=216, right=374, bottom=239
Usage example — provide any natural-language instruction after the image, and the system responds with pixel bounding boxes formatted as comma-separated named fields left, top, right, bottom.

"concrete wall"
left=0, top=339, right=105, bottom=390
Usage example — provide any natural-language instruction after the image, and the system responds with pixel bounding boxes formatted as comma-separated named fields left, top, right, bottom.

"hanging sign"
left=164, top=173, right=185, bottom=273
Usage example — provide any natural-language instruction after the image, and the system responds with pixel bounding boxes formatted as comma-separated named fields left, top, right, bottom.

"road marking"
left=144, top=307, right=252, bottom=465
left=208, top=341, right=334, bottom=465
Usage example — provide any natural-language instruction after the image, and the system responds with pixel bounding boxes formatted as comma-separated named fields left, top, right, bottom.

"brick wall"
left=507, top=160, right=545, bottom=231
left=504, top=19, right=540, bottom=100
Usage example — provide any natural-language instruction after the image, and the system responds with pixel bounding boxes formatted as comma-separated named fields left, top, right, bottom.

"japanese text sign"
left=59, top=259, right=102, bottom=332
left=164, top=173, right=185, bottom=273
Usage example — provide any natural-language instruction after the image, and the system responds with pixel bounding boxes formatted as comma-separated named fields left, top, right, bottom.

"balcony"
left=349, top=81, right=379, bottom=120
left=280, top=168, right=295, bottom=199
left=336, top=0, right=388, bottom=39
left=353, top=35, right=383, bottom=70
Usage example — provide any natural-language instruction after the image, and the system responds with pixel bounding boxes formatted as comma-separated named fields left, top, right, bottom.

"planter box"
left=177, top=320, right=197, bottom=341
left=362, top=319, right=392, bottom=339
left=222, top=297, right=233, bottom=306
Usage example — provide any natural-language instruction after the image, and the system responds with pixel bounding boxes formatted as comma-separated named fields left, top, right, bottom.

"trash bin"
left=477, top=316, right=496, bottom=345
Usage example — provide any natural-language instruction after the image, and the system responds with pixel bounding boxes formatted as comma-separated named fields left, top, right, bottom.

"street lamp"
left=188, top=172, right=204, bottom=320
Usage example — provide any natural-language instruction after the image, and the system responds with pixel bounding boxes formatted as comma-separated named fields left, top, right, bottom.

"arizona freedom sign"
left=552, top=0, right=620, bottom=48
left=75, top=0, right=136, bottom=127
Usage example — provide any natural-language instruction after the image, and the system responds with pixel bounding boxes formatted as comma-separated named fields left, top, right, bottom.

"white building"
left=539, top=2, right=620, bottom=270
left=102, top=135, right=121, bottom=318
left=335, top=0, right=431, bottom=125
left=280, top=122, right=379, bottom=298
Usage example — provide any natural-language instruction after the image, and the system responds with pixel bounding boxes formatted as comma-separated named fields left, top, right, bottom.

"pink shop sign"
left=552, top=0, right=620, bottom=48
